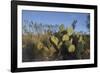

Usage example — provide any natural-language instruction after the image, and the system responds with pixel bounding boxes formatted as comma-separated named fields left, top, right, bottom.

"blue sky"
left=22, top=10, right=90, bottom=32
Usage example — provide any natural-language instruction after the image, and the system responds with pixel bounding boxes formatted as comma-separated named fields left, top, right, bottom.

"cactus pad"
left=68, top=44, right=75, bottom=53
left=62, top=34, right=69, bottom=41
left=50, top=36, right=59, bottom=46
left=67, top=26, right=74, bottom=36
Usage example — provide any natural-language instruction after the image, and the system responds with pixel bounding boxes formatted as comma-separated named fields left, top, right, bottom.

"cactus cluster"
left=22, top=21, right=90, bottom=61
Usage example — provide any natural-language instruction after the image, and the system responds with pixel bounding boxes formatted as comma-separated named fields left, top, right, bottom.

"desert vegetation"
left=22, top=18, right=90, bottom=62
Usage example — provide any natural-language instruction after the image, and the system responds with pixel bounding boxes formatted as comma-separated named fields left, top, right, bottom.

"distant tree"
left=72, top=20, right=77, bottom=30
left=86, top=15, right=90, bottom=31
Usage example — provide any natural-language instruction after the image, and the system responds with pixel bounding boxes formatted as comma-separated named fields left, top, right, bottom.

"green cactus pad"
left=50, top=36, right=59, bottom=46
left=67, top=26, right=74, bottom=36
left=58, top=42, right=63, bottom=49
left=62, top=34, right=69, bottom=41
left=68, top=44, right=75, bottom=53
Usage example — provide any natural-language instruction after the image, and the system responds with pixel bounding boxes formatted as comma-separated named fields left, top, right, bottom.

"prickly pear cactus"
left=68, top=44, right=75, bottom=53
left=50, top=36, right=59, bottom=46
left=64, top=41, right=71, bottom=47
left=58, top=42, right=63, bottom=49
left=67, top=26, right=74, bottom=36
left=62, top=34, right=69, bottom=41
